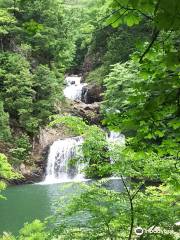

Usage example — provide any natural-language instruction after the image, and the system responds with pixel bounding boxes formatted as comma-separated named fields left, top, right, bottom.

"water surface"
left=0, top=179, right=123, bottom=235
left=0, top=182, right=79, bottom=235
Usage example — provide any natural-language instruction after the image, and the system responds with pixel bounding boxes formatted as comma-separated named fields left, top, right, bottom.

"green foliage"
left=0, top=101, right=11, bottom=141
left=10, top=134, right=31, bottom=164
left=86, top=65, right=108, bottom=86
left=102, top=60, right=139, bottom=127
left=0, top=0, right=81, bottom=136
left=33, top=65, right=61, bottom=126
left=0, top=0, right=179, bottom=239
left=103, top=43, right=179, bottom=157
left=0, top=153, right=16, bottom=181
left=91, top=24, right=149, bottom=68
left=0, top=53, right=34, bottom=132
left=50, top=116, right=112, bottom=178
left=102, top=39, right=179, bottom=189
left=107, top=0, right=180, bottom=31
left=53, top=182, right=129, bottom=239
left=0, top=153, right=18, bottom=199
left=0, top=220, right=49, bottom=240
left=18, top=220, right=48, bottom=240
left=47, top=2, right=179, bottom=239
left=70, top=0, right=108, bottom=72
left=0, top=233, right=16, bottom=240
left=103, top=24, right=150, bottom=66
left=49, top=115, right=89, bottom=136
left=0, top=8, right=16, bottom=36
left=81, top=15, right=150, bottom=84
left=82, top=126, right=111, bottom=178
left=52, top=180, right=178, bottom=240
left=98, top=3, right=180, bottom=238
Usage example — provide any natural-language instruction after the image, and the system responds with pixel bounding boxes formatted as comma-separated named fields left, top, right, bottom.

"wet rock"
left=81, top=85, right=103, bottom=104
left=10, top=163, right=44, bottom=185
left=71, top=101, right=101, bottom=124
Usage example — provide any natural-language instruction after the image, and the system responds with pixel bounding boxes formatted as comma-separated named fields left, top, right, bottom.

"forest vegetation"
left=0, top=0, right=179, bottom=239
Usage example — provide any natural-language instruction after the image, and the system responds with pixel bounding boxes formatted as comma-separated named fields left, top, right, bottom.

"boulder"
left=81, top=85, right=103, bottom=104
left=71, top=101, right=101, bottom=124
left=10, top=163, right=44, bottom=185
left=37, top=127, right=70, bottom=150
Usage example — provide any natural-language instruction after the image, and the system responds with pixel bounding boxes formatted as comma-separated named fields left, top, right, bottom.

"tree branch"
left=139, top=29, right=160, bottom=63
left=114, top=0, right=153, bottom=20
left=98, top=7, right=124, bottom=23
left=121, top=176, right=134, bottom=240
left=131, top=184, right=144, bottom=200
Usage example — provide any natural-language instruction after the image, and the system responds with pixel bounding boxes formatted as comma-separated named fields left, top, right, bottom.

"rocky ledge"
left=71, top=101, right=101, bottom=124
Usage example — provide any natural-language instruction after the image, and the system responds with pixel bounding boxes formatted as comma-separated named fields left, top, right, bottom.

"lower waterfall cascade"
left=44, top=136, right=84, bottom=184
left=43, top=132, right=125, bottom=184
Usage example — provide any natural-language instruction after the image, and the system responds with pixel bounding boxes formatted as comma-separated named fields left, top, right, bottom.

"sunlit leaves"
left=0, top=9, right=16, bottom=35
left=0, top=153, right=18, bottom=199
left=49, top=115, right=89, bottom=136
left=0, top=154, right=17, bottom=180
left=125, top=14, right=141, bottom=26
left=102, top=36, right=180, bottom=190
left=107, top=0, right=180, bottom=32
left=23, top=19, right=44, bottom=36
left=106, top=8, right=141, bottom=28
left=18, top=220, right=48, bottom=240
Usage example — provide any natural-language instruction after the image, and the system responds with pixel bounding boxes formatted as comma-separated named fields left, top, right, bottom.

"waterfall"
left=43, top=132, right=125, bottom=184
left=42, top=75, right=126, bottom=185
left=63, top=76, right=87, bottom=101
left=108, top=131, right=125, bottom=146
left=44, top=136, right=84, bottom=184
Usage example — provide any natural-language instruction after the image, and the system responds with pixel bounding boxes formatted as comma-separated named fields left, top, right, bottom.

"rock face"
left=18, top=163, right=44, bottom=184
left=37, top=127, right=70, bottom=150
left=71, top=101, right=101, bottom=124
left=13, top=127, right=72, bottom=184
left=81, top=85, right=103, bottom=104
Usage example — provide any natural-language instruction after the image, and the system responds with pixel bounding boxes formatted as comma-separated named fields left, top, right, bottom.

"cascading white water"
left=44, top=136, right=84, bottom=184
left=108, top=131, right=125, bottom=146
left=107, top=131, right=125, bottom=166
left=43, top=131, right=125, bottom=184
left=42, top=75, right=126, bottom=185
left=63, top=75, right=87, bottom=101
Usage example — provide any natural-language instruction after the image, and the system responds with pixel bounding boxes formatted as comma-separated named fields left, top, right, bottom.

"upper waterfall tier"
left=63, top=76, right=87, bottom=101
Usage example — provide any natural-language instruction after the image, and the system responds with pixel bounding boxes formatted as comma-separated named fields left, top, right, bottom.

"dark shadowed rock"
left=81, top=85, right=103, bottom=104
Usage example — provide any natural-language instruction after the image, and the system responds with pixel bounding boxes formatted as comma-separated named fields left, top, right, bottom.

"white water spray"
left=108, top=131, right=125, bottom=145
left=63, top=76, right=87, bottom=101
left=43, top=137, right=84, bottom=184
